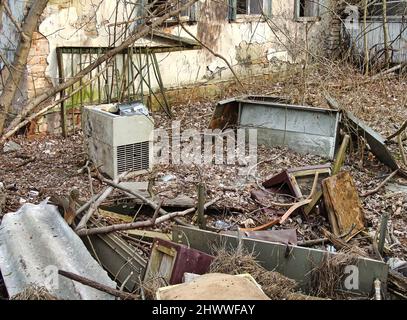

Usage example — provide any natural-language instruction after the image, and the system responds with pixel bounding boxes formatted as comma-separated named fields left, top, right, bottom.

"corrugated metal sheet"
left=346, top=19, right=407, bottom=63
left=0, top=201, right=117, bottom=300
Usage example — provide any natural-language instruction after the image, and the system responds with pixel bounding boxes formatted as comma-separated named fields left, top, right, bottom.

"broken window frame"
left=145, top=0, right=198, bottom=23
left=294, top=0, right=321, bottom=22
left=367, top=0, right=407, bottom=20
left=228, top=0, right=272, bottom=22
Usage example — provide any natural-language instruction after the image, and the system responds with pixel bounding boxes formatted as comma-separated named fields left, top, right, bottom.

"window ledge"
left=295, top=16, right=321, bottom=23
left=367, top=16, right=406, bottom=22
left=233, top=14, right=266, bottom=23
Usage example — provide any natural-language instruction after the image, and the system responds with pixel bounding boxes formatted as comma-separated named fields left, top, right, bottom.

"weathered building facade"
left=0, top=0, right=335, bottom=134
left=343, top=1, right=407, bottom=65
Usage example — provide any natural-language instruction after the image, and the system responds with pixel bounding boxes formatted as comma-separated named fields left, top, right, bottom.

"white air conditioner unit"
left=82, top=102, right=154, bottom=179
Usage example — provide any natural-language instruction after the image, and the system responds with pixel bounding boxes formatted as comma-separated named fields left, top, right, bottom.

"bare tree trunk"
left=3, top=0, right=198, bottom=137
left=0, top=0, right=49, bottom=133
left=363, top=0, right=369, bottom=75
left=382, top=0, right=390, bottom=67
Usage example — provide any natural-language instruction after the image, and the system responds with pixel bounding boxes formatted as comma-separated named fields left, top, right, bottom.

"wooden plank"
left=332, top=135, right=350, bottom=175
left=323, top=172, right=365, bottom=239
left=322, top=179, right=341, bottom=236
left=172, top=226, right=388, bottom=296
left=125, top=229, right=172, bottom=241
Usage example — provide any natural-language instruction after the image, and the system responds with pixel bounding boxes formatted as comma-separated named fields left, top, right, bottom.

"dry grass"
left=11, top=285, right=59, bottom=300
left=209, top=244, right=297, bottom=300
left=141, top=274, right=168, bottom=300
left=309, top=248, right=366, bottom=300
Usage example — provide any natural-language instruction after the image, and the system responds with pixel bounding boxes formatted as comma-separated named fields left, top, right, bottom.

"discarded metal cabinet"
left=82, top=102, right=154, bottom=179
left=322, top=171, right=365, bottom=239
left=210, top=96, right=340, bottom=159
left=172, top=225, right=388, bottom=296
left=144, top=239, right=214, bottom=285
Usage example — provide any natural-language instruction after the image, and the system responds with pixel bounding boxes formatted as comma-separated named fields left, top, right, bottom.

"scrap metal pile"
left=0, top=91, right=407, bottom=300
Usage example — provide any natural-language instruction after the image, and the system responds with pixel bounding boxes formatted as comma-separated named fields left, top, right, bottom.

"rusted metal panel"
left=172, top=226, right=389, bottom=296
left=261, top=164, right=331, bottom=198
left=322, top=171, right=365, bottom=239
left=222, top=229, right=298, bottom=245
left=344, top=111, right=399, bottom=171
left=208, top=98, right=239, bottom=130
left=144, top=239, right=214, bottom=285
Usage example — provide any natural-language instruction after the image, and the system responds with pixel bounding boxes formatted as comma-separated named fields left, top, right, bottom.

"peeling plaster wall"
left=1, top=0, right=334, bottom=134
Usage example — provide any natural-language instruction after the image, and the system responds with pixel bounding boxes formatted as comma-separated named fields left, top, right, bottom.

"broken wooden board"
left=172, top=225, right=388, bottom=296
left=322, top=171, right=365, bottom=239
left=98, top=209, right=134, bottom=223
left=125, top=229, right=172, bottom=241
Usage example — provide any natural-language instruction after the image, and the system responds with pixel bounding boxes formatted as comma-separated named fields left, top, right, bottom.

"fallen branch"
left=96, top=174, right=192, bottom=227
left=398, top=131, right=407, bottom=166
left=386, top=120, right=407, bottom=141
left=98, top=174, right=167, bottom=216
left=76, top=197, right=219, bottom=236
left=58, top=270, right=138, bottom=300
left=75, top=173, right=127, bottom=231
left=361, top=169, right=399, bottom=197
left=321, top=228, right=367, bottom=257
left=371, top=63, right=405, bottom=80
left=298, top=238, right=328, bottom=247
left=15, top=156, right=36, bottom=168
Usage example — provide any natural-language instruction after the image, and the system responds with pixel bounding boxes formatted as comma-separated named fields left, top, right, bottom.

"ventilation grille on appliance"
left=117, top=141, right=149, bottom=174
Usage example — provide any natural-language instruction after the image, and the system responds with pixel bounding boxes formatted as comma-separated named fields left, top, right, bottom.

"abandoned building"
left=0, top=0, right=407, bottom=302
left=0, top=0, right=339, bottom=135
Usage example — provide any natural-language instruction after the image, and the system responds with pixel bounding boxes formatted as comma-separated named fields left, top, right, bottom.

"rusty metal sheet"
left=344, top=111, right=399, bottom=171
left=144, top=239, right=214, bottom=285
left=208, top=98, right=239, bottom=130
left=173, top=226, right=389, bottom=296
left=322, top=171, right=365, bottom=239
left=262, top=164, right=331, bottom=198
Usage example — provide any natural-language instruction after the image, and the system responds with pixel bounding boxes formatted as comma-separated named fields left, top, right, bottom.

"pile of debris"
left=1, top=69, right=407, bottom=300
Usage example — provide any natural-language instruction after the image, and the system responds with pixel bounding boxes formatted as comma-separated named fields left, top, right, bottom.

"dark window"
left=237, top=0, right=263, bottom=15
left=146, top=0, right=196, bottom=21
left=296, top=0, right=320, bottom=18
left=368, top=0, right=407, bottom=17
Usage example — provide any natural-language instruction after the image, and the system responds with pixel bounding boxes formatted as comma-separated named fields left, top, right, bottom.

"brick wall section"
left=26, top=32, right=52, bottom=100
left=25, top=31, right=60, bottom=135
